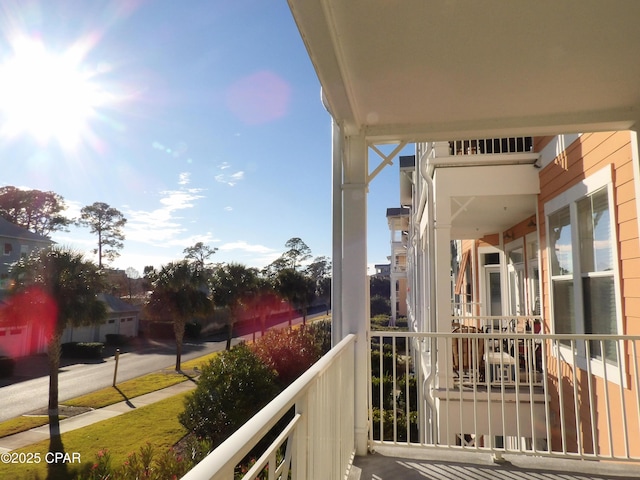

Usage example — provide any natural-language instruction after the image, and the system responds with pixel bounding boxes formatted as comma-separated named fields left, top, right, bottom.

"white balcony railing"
left=449, top=137, right=533, bottom=156
left=370, top=329, right=640, bottom=463
left=183, top=334, right=356, bottom=480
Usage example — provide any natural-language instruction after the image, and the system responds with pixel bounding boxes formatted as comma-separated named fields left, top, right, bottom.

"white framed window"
left=545, top=166, right=623, bottom=378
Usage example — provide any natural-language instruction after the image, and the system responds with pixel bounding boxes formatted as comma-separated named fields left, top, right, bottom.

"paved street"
left=0, top=312, right=322, bottom=422
left=0, top=337, right=234, bottom=422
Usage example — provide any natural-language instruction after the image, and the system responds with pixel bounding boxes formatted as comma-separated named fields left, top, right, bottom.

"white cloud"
left=224, top=206, right=233, bottom=212
left=123, top=174, right=206, bottom=246
left=178, top=172, right=190, bottom=185
left=217, top=241, right=280, bottom=268
left=214, top=162, right=245, bottom=186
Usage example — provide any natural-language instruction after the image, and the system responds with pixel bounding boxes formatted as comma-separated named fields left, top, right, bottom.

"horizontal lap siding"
left=539, top=131, right=639, bottom=333
left=538, top=131, right=640, bottom=458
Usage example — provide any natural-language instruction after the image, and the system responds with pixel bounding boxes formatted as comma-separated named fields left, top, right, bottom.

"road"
left=0, top=312, right=325, bottom=422
left=0, top=337, right=236, bottom=422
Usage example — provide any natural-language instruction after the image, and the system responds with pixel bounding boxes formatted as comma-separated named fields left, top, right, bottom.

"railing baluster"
left=570, top=339, right=582, bottom=457
left=601, top=339, right=614, bottom=459
left=616, top=339, right=629, bottom=459
left=392, top=336, right=397, bottom=444
left=633, top=340, right=640, bottom=455
left=556, top=340, right=567, bottom=455
left=585, top=339, right=597, bottom=457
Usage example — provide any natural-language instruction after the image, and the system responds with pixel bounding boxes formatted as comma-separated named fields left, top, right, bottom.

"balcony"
left=183, top=327, right=640, bottom=479
left=448, top=137, right=534, bottom=156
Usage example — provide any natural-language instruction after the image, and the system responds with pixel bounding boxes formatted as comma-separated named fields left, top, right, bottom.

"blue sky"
left=0, top=0, right=407, bottom=275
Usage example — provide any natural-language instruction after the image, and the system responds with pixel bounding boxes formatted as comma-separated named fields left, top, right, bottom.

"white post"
left=332, top=119, right=343, bottom=346
left=342, top=132, right=370, bottom=456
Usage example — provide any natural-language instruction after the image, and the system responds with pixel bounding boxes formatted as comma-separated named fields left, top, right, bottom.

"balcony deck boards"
left=351, top=446, right=639, bottom=480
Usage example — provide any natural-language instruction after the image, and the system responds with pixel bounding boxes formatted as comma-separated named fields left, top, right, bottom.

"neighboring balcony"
left=448, top=137, right=533, bottom=156
left=182, top=326, right=640, bottom=479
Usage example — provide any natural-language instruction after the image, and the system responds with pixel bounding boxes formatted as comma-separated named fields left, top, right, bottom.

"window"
left=546, top=167, right=621, bottom=365
left=526, top=234, right=540, bottom=316
left=4, top=243, right=12, bottom=256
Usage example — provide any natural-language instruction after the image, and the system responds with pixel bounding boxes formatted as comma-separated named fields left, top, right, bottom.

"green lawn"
left=0, top=391, right=190, bottom=480
left=0, top=416, right=66, bottom=439
left=62, top=370, right=192, bottom=409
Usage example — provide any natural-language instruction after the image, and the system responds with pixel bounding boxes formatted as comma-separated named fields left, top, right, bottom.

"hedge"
left=61, top=342, right=104, bottom=359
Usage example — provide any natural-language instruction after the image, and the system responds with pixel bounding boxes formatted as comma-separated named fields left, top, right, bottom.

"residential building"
left=184, top=2, right=640, bottom=478
left=371, top=264, right=390, bottom=279
left=386, top=207, right=409, bottom=322
left=0, top=219, right=140, bottom=357
left=60, top=293, right=140, bottom=345
left=0, top=216, right=52, bottom=292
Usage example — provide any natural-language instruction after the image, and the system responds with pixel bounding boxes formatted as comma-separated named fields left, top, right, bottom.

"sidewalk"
left=0, top=381, right=196, bottom=453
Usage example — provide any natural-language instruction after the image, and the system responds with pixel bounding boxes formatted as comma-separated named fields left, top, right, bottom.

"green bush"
left=305, top=320, right=332, bottom=355
left=371, top=407, right=418, bottom=443
left=184, top=321, right=202, bottom=339
left=251, top=325, right=324, bottom=387
left=179, top=343, right=280, bottom=446
left=0, top=356, right=15, bottom=377
left=371, top=314, right=391, bottom=329
left=105, top=334, right=129, bottom=346
left=61, top=342, right=104, bottom=359
left=370, top=295, right=391, bottom=317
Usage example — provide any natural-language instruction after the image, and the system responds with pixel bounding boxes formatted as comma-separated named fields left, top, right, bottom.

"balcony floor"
left=350, top=446, right=640, bottom=480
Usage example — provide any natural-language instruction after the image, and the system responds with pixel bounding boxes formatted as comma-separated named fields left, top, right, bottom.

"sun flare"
left=0, top=36, right=110, bottom=150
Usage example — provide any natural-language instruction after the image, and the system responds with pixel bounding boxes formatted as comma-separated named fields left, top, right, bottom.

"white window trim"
left=505, top=237, right=525, bottom=316
left=544, top=164, right=626, bottom=385
left=525, top=231, right=540, bottom=317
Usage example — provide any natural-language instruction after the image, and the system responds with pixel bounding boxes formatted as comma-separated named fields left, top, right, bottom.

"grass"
left=0, top=416, right=66, bottom=439
left=180, top=350, right=219, bottom=370
left=0, top=391, right=191, bottom=480
left=62, top=371, right=191, bottom=409
left=0, top=356, right=215, bottom=439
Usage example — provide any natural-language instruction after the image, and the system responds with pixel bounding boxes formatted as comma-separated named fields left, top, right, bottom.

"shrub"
left=179, top=343, right=279, bottom=446
left=250, top=326, right=323, bottom=388
left=184, top=321, right=202, bottom=339
left=371, top=314, right=391, bottom=330
left=105, top=334, right=129, bottom=346
left=370, top=295, right=391, bottom=317
left=305, top=320, right=332, bottom=355
left=61, top=342, right=104, bottom=359
left=0, top=356, right=15, bottom=377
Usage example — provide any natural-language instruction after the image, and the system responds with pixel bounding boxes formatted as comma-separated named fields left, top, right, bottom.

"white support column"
left=341, top=132, right=370, bottom=456
left=331, top=119, right=343, bottom=346
left=434, top=179, right=453, bottom=387
left=390, top=273, right=398, bottom=323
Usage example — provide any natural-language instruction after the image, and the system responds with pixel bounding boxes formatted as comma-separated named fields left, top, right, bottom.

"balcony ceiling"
left=287, top=0, right=640, bottom=142
left=450, top=195, right=535, bottom=240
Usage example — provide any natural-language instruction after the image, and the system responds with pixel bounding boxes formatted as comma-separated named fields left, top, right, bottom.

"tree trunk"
left=46, top=331, right=70, bottom=479
left=225, top=322, right=233, bottom=351
left=48, top=332, right=62, bottom=440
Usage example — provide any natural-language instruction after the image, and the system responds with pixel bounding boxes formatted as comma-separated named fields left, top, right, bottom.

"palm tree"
left=275, top=268, right=316, bottom=325
left=9, top=247, right=106, bottom=459
left=210, top=263, right=258, bottom=350
left=146, top=260, right=212, bottom=371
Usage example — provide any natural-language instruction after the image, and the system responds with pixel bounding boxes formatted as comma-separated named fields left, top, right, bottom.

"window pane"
left=584, top=276, right=618, bottom=363
left=553, top=279, right=574, bottom=346
left=578, top=187, right=612, bottom=273
left=489, top=271, right=502, bottom=316
left=549, top=206, right=572, bottom=275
